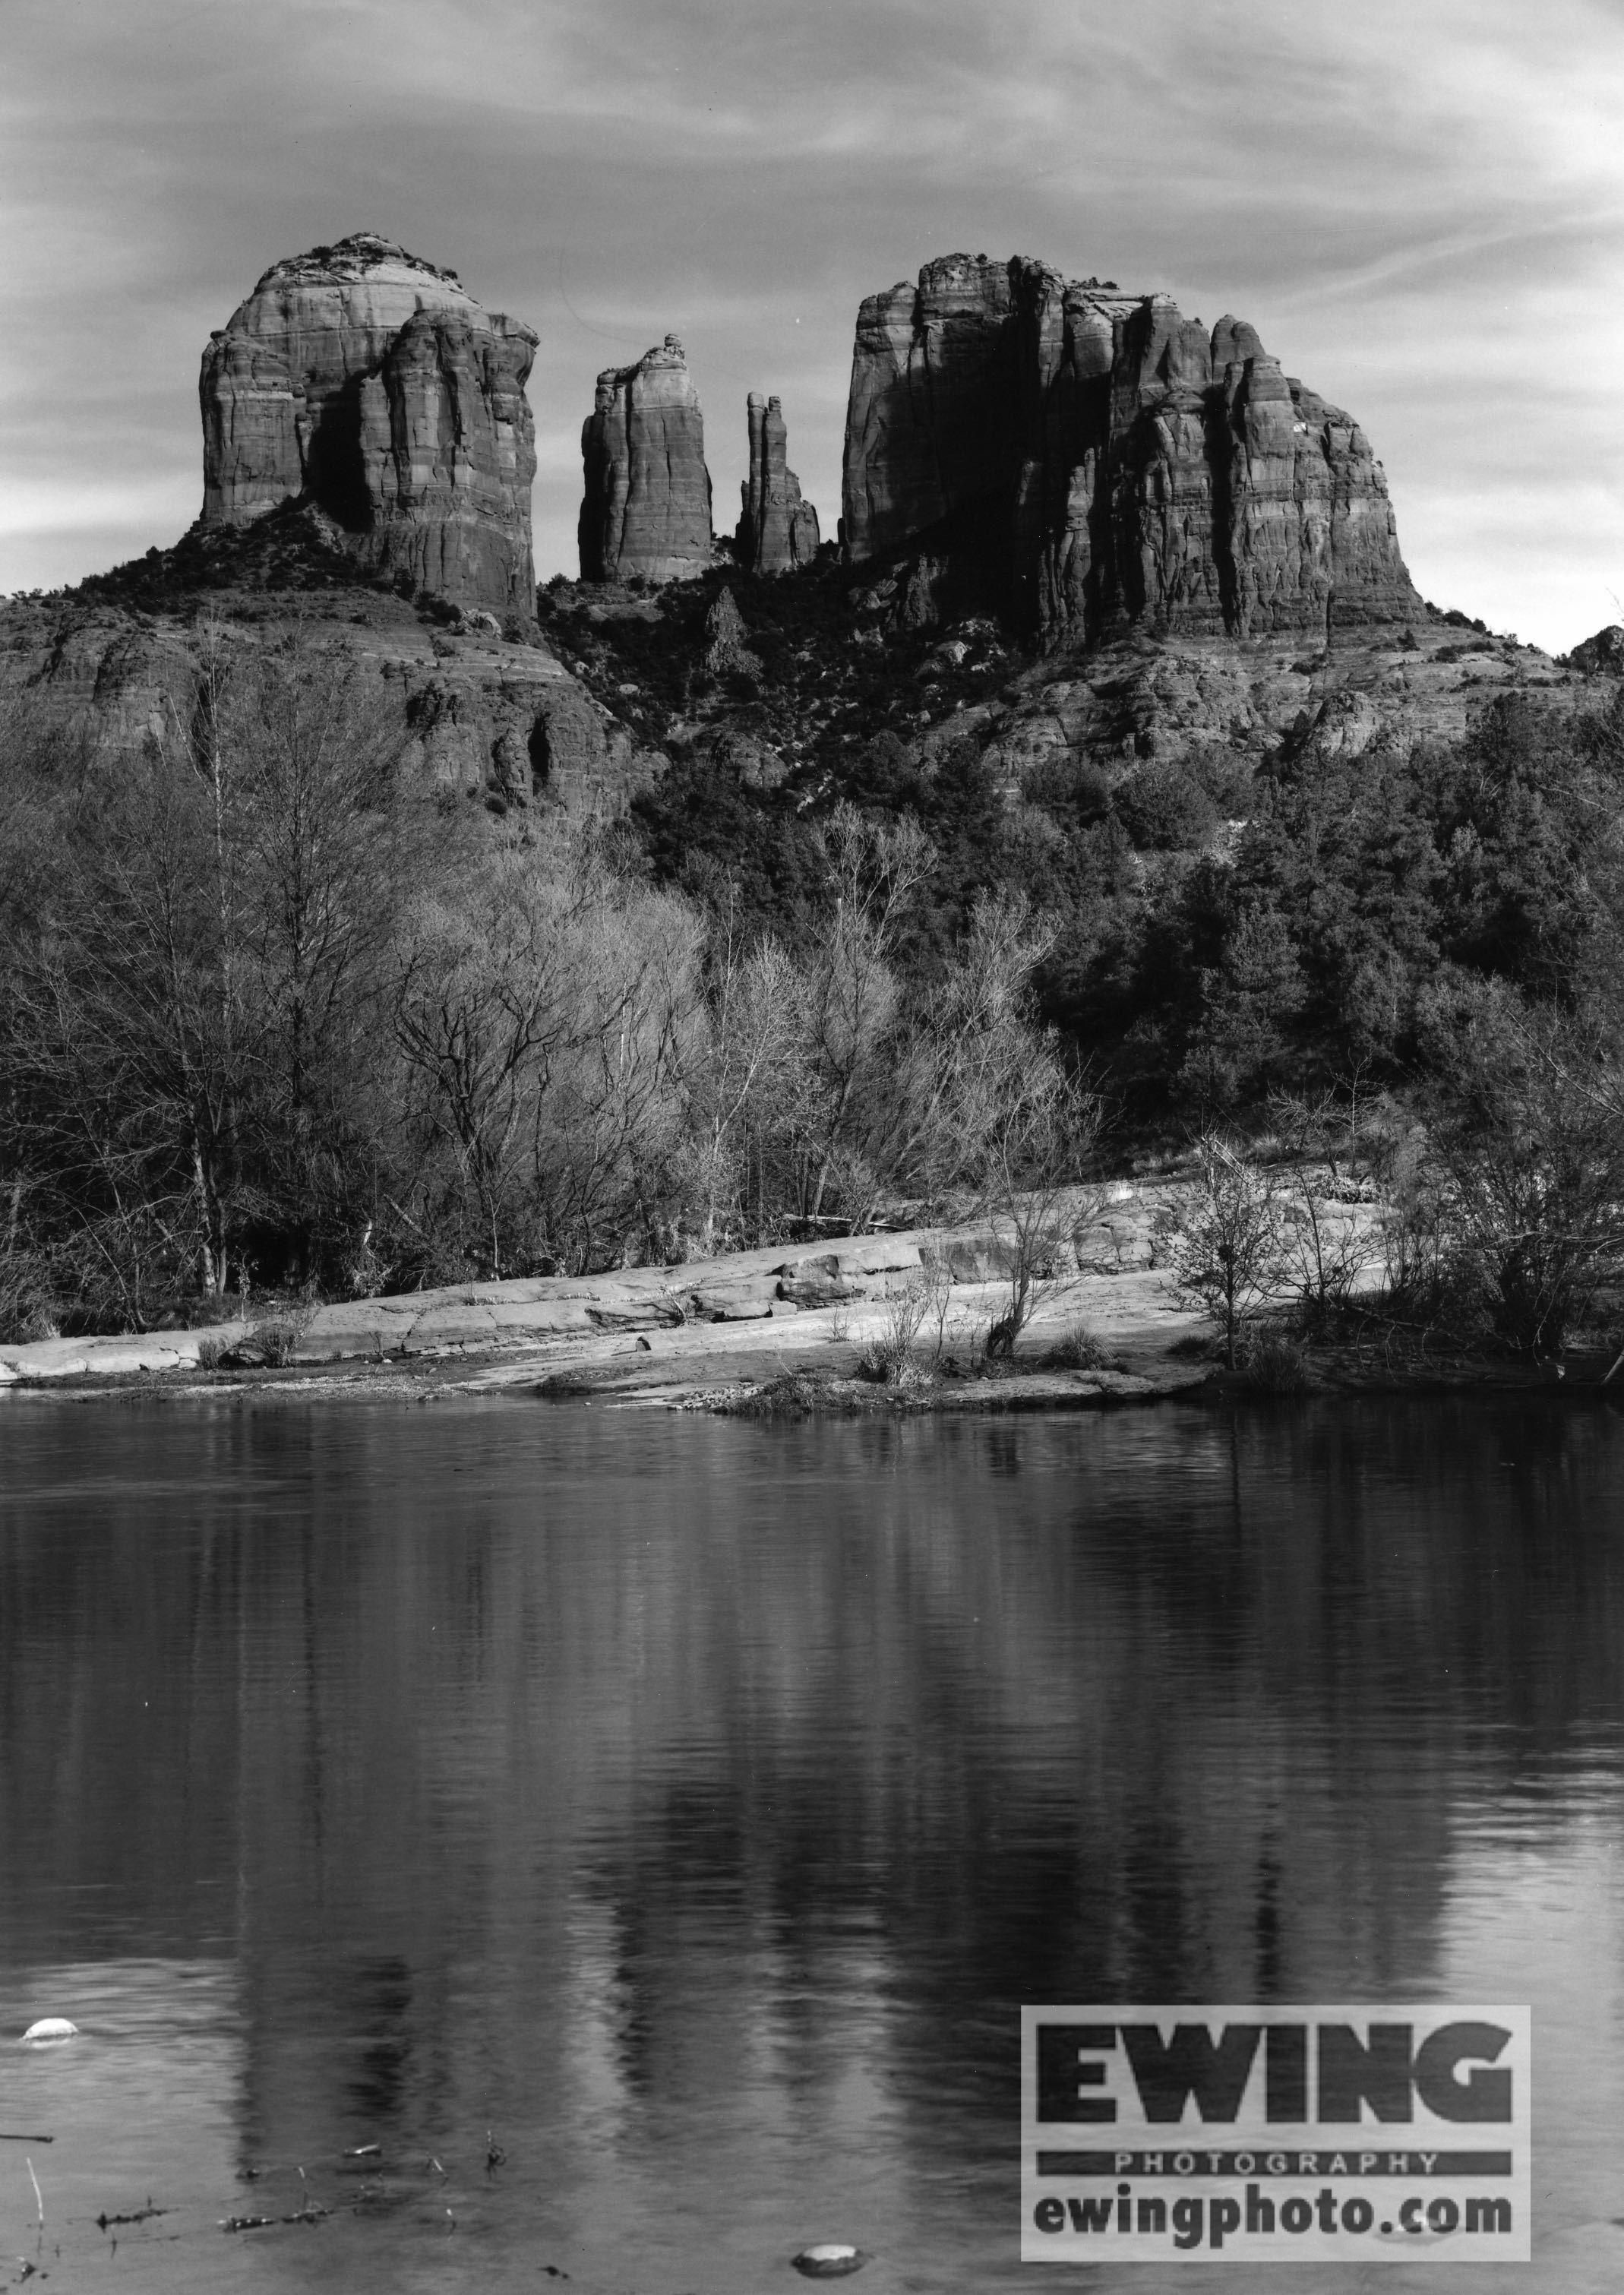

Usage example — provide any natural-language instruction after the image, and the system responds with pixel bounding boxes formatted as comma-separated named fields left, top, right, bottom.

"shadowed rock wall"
left=843, top=253, right=1419, bottom=644
left=198, top=233, right=538, bottom=621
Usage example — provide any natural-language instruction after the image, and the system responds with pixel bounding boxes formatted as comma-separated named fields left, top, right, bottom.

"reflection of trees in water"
left=2, top=1400, right=1623, bottom=2169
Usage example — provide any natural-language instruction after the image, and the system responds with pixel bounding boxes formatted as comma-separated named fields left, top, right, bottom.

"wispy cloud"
left=3, top=0, right=1623, bottom=650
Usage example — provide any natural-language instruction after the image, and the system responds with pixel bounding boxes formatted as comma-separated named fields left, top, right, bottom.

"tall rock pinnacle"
left=842, top=253, right=1420, bottom=645
left=197, top=232, right=539, bottom=619
left=577, top=337, right=713, bottom=583
left=736, top=394, right=820, bottom=575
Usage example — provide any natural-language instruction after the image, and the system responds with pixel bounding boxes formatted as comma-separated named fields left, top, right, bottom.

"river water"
left=2, top=1396, right=1623, bottom=2292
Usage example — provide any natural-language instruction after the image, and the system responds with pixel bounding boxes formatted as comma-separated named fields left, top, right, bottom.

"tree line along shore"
left=5, top=590, right=1624, bottom=1394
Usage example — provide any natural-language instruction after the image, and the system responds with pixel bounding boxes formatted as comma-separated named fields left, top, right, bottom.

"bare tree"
left=393, top=849, right=591, bottom=1277
left=982, top=1065, right=1107, bottom=1358
left=1425, top=988, right=1624, bottom=1353
left=886, top=889, right=1061, bottom=1213
left=1267, top=1083, right=1379, bottom=1322
left=224, top=637, right=412, bottom=1268
left=798, top=803, right=934, bottom=1220
left=1167, top=1134, right=1290, bottom=1367
left=393, top=838, right=702, bottom=1278
left=529, top=879, right=700, bottom=1270
left=683, top=890, right=810, bottom=1252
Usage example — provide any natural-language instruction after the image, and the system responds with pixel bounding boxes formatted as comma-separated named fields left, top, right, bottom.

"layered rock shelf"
left=842, top=253, right=1420, bottom=645
left=578, top=335, right=713, bottom=583
left=198, top=232, right=539, bottom=621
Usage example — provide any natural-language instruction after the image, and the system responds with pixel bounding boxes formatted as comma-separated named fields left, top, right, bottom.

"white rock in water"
left=21, top=2017, right=79, bottom=2044
left=791, top=2247, right=865, bottom=2278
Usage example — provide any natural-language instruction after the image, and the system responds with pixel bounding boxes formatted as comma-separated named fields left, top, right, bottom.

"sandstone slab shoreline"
left=0, top=1189, right=1595, bottom=1412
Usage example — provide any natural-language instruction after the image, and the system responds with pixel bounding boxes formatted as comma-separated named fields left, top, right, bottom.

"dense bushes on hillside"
left=603, top=577, right=1624, bottom=1116
left=1035, top=691, right=1624, bottom=1120
left=6, top=564, right=1624, bottom=1348
left=0, top=631, right=1083, bottom=1336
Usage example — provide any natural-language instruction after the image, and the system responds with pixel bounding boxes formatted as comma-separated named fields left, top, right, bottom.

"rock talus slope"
left=578, top=336, right=713, bottom=583
left=843, top=253, right=1419, bottom=646
left=198, top=232, right=539, bottom=620
left=737, top=394, right=820, bottom=574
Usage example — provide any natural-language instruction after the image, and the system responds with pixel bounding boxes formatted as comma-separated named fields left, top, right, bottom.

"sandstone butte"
left=8, top=228, right=1619, bottom=857
left=198, top=232, right=539, bottom=622
left=578, top=336, right=714, bottom=583
left=842, top=253, right=1421, bottom=646
left=736, top=393, right=821, bottom=576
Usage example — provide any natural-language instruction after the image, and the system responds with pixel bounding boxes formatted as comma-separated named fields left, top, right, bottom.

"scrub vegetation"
left=5, top=561, right=1624, bottom=1377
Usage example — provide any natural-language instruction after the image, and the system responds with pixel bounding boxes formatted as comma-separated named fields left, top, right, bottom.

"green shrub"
left=1236, top=1332, right=1310, bottom=1394
left=1114, top=764, right=1221, bottom=852
left=1041, top=1320, right=1108, bottom=1370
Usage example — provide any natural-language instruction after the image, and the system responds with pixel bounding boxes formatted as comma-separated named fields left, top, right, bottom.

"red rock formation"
left=737, top=394, right=820, bottom=574
left=843, top=254, right=1419, bottom=645
left=578, top=337, right=712, bottom=583
left=1568, top=625, right=1624, bottom=676
left=198, top=234, right=538, bottom=621
left=843, top=254, right=1021, bottom=566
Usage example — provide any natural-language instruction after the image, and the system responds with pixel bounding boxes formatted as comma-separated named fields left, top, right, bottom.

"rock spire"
left=578, top=336, right=713, bottom=583
left=197, top=232, right=539, bottom=620
left=736, top=394, right=820, bottom=574
left=842, top=253, right=1420, bottom=644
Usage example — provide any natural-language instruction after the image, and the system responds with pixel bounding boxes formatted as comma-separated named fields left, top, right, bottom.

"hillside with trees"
left=4, top=532, right=1624, bottom=1370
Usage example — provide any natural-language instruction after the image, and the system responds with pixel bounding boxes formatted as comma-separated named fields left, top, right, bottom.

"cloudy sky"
left=5, top=0, right=1623, bottom=653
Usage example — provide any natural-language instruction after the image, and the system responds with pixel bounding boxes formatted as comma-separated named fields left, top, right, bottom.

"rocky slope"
left=0, top=514, right=658, bottom=820
left=200, top=232, right=538, bottom=622
left=736, top=393, right=820, bottom=574
left=578, top=336, right=714, bottom=583
left=842, top=253, right=1419, bottom=648
left=10, top=229, right=1620, bottom=882
left=535, top=558, right=1600, bottom=814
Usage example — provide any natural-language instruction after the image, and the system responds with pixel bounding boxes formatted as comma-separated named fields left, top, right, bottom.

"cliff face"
left=0, top=554, right=655, bottom=823
left=737, top=394, right=820, bottom=575
left=578, top=337, right=713, bottom=583
left=842, top=254, right=1419, bottom=645
left=198, top=233, right=538, bottom=621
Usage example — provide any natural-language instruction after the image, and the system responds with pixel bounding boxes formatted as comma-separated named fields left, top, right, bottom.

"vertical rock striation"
left=736, top=394, right=820, bottom=574
left=577, top=336, right=713, bottom=583
left=842, top=254, right=1419, bottom=644
left=198, top=233, right=539, bottom=620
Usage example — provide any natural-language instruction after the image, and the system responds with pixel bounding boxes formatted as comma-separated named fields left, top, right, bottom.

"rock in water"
left=578, top=336, right=713, bottom=583
left=198, top=232, right=539, bottom=621
left=791, top=2245, right=865, bottom=2278
left=842, top=253, right=1419, bottom=646
left=21, top=2017, right=79, bottom=2043
left=738, top=394, right=820, bottom=574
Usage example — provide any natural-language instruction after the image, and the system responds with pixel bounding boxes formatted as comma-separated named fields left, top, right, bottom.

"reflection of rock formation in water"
left=5, top=1404, right=1621, bottom=2198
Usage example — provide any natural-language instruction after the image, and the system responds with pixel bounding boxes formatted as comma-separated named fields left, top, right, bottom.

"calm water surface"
left=2, top=1396, right=1624, bottom=2293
